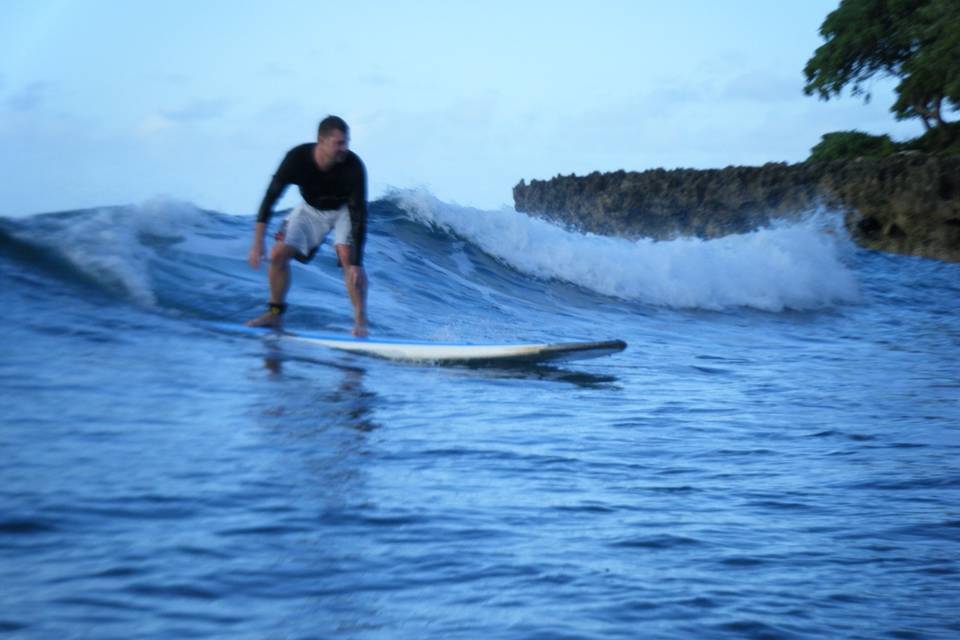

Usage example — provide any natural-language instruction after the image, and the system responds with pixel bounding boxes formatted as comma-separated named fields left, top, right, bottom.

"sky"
left=0, top=0, right=926, bottom=217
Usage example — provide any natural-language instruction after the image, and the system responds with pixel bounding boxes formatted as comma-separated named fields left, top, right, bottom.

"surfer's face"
left=315, top=130, right=349, bottom=169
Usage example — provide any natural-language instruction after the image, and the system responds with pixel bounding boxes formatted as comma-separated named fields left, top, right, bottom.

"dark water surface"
left=2, top=195, right=958, bottom=639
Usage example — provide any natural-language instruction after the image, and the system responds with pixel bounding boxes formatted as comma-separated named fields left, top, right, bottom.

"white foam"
left=388, top=188, right=861, bottom=312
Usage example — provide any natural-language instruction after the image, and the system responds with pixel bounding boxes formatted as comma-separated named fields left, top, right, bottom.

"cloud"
left=359, top=72, right=392, bottom=87
left=137, top=114, right=176, bottom=135
left=135, top=98, right=234, bottom=136
left=160, top=98, right=231, bottom=123
left=6, top=82, right=50, bottom=112
left=152, top=72, right=192, bottom=87
left=721, top=70, right=804, bottom=103
left=258, top=62, right=296, bottom=79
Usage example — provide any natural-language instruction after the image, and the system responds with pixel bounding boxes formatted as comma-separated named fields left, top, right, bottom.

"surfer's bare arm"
left=346, top=157, right=368, bottom=337
left=250, top=166, right=289, bottom=269
left=248, top=222, right=268, bottom=269
left=347, top=264, right=367, bottom=293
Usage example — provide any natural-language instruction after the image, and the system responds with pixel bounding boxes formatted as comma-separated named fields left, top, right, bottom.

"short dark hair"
left=318, top=115, right=349, bottom=138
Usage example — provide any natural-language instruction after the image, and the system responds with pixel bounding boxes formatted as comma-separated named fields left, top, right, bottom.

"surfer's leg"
left=247, top=242, right=299, bottom=327
left=247, top=204, right=329, bottom=328
left=268, top=242, right=298, bottom=304
left=336, top=243, right=368, bottom=337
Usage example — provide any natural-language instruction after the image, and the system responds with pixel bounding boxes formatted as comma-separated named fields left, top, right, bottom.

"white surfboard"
left=206, top=322, right=626, bottom=364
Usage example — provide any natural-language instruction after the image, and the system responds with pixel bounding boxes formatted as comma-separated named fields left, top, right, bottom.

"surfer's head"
left=318, top=115, right=349, bottom=139
left=315, top=116, right=350, bottom=169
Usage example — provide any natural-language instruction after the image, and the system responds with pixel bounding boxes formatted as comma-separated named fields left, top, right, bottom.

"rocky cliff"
left=513, top=154, right=960, bottom=262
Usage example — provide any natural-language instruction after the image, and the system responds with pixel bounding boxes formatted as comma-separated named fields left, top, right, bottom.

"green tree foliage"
left=809, top=130, right=895, bottom=161
left=804, top=0, right=959, bottom=131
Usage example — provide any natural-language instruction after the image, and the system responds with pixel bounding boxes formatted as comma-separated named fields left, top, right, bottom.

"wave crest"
left=387, top=188, right=861, bottom=311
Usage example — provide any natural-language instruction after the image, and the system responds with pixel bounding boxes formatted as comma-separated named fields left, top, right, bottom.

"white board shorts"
left=277, top=202, right=352, bottom=263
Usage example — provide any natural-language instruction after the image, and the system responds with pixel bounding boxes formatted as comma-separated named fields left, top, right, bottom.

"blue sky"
left=0, top=0, right=924, bottom=216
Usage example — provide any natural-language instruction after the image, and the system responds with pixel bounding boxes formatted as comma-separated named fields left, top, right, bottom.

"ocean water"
left=1, top=191, right=958, bottom=639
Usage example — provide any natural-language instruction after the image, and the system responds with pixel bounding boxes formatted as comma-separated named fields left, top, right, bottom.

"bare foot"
left=352, top=322, right=368, bottom=338
left=246, top=311, right=283, bottom=329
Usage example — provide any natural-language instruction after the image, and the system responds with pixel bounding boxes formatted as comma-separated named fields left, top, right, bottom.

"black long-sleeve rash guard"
left=256, top=144, right=368, bottom=266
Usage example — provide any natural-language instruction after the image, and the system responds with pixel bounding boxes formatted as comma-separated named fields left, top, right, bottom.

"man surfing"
left=246, top=116, right=369, bottom=337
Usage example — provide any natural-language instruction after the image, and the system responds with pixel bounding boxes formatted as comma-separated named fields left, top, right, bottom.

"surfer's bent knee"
left=270, top=242, right=295, bottom=268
